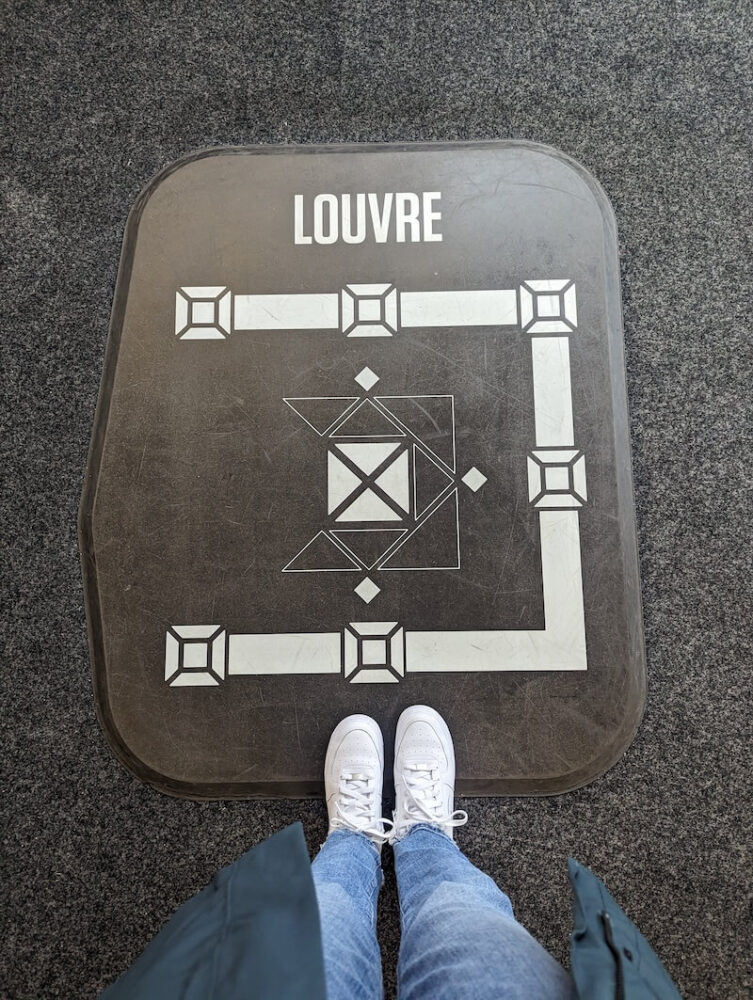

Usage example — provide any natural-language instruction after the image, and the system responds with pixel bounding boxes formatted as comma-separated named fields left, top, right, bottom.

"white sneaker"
left=325, top=715, right=394, bottom=846
left=392, top=705, right=468, bottom=841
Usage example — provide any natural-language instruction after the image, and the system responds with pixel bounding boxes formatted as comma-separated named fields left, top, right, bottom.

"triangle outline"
left=378, top=489, right=460, bottom=570
left=283, top=530, right=361, bottom=572
left=413, top=444, right=454, bottom=518
left=330, top=399, right=405, bottom=438
left=284, top=396, right=360, bottom=436
left=375, top=395, right=456, bottom=470
left=332, top=529, right=408, bottom=569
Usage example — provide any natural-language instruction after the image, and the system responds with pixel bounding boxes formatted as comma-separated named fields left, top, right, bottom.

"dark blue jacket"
left=568, top=858, right=682, bottom=999
left=102, top=824, right=681, bottom=999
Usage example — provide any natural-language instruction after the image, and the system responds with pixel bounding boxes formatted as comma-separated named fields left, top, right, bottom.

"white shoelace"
left=332, top=771, right=394, bottom=844
left=394, top=762, right=468, bottom=837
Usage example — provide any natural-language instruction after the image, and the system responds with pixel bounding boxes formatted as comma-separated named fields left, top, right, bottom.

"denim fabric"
left=312, top=824, right=574, bottom=1000
left=311, top=829, right=384, bottom=1000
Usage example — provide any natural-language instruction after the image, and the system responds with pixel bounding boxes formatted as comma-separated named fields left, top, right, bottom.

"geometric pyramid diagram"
left=376, top=395, right=455, bottom=470
left=331, top=399, right=405, bottom=438
left=413, top=444, right=454, bottom=517
left=282, top=530, right=361, bottom=572
left=284, top=396, right=359, bottom=435
left=332, top=529, right=407, bottom=568
left=379, top=490, right=459, bottom=570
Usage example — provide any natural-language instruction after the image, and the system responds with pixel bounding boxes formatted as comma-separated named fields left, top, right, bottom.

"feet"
left=323, top=706, right=467, bottom=847
left=324, top=714, right=393, bottom=846
left=392, top=705, right=468, bottom=841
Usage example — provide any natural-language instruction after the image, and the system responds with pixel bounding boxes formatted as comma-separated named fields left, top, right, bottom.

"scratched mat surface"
left=79, top=141, right=645, bottom=797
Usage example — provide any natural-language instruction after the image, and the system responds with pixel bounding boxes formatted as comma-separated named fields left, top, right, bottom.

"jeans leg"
left=393, top=824, right=574, bottom=1000
left=311, top=830, right=384, bottom=1000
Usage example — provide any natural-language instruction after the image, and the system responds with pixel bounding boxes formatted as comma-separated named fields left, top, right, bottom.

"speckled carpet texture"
left=2, top=2, right=752, bottom=997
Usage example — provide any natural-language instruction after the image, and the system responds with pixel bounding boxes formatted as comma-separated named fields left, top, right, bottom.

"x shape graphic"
left=328, top=443, right=410, bottom=522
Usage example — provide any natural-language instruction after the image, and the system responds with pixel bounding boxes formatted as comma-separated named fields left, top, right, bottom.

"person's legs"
left=390, top=706, right=573, bottom=1000
left=312, top=714, right=393, bottom=1000
left=312, top=829, right=383, bottom=1000
left=394, top=825, right=573, bottom=1000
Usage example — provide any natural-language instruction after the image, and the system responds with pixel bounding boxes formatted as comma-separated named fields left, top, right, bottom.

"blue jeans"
left=312, top=824, right=574, bottom=1000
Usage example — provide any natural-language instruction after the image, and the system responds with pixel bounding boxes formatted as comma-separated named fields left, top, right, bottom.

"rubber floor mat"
left=80, top=141, right=646, bottom=797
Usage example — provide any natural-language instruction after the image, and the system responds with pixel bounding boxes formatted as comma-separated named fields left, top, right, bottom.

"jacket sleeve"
left=568, top=859, right=683, bottom=1000
left=100, top=822, right=327, bottom=1000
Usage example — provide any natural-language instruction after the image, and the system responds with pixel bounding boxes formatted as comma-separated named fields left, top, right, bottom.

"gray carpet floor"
left=2, top=2, right=752, bottom=997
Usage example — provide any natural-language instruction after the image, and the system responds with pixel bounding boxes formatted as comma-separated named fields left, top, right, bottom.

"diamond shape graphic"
left=354, top=578, right=381, bottom=604
left=461, top=467, right=488, bottom=492
left=354, top=367, right=380, bottom=391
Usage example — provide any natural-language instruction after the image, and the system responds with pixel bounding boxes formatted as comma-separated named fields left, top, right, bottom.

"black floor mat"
left=80, top=142, right=645, bottom=797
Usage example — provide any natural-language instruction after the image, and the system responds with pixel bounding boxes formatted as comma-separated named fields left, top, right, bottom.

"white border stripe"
left=234, top=294, right=339, bottom=330
left=400, top=290, right=518, bottom=328
left=405, top=511, right=586, bottom=672
left=228, top=633, right=341, bottom=674
left=167, top=279, right=587, bottom=684
left=531, top=337, right=574, bottom=447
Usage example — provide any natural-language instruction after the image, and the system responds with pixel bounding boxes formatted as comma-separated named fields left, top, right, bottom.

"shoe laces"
left=396, top=761, right=468, bottom=833
left=331, top=771, right=394, bottom=844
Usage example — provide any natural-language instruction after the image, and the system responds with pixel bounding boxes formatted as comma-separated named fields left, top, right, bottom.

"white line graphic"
left=234, top=293, right=339, bottom=331
left=228, top=633, right=342, bottom=674
left=531, top=338, right=574, bottom=447
left=167, top=278, right=588, bottom=685
left=400, top=290, right=518, bottom=328
left=406, top=510, right=586, bottom=672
